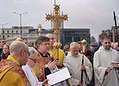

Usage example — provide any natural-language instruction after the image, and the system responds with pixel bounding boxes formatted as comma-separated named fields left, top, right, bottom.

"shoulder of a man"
left=0, top=60, right=15, bottom=79
left=94, top=46, right=103, bottom=56
left=59, top=48, right=64, bottom=53
left=111, top=48, right=119, bottom=53
left=0, top=60, right=28, bottom=86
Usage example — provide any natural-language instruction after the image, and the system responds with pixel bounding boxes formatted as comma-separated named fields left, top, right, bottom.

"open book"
left=46, top=67, right=71, bottom=85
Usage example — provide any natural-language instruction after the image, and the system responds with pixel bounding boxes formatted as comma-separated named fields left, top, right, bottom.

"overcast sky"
left=0, top=0, right=119, bottom=40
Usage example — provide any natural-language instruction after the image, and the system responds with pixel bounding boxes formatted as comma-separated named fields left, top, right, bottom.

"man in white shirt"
left=93, top=36, right=119, bottom=86
left=64, top=42, right=92, bottom=86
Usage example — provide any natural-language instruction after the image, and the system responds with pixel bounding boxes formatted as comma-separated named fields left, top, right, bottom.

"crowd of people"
left=0, top=32, right=119, bottom=86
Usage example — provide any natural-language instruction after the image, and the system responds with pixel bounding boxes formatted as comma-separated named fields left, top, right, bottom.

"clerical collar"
left=38, top=51, right=50, bottom=57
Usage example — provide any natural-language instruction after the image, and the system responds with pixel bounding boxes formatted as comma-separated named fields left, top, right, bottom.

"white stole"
left=22, top=64, right=42, bottom=86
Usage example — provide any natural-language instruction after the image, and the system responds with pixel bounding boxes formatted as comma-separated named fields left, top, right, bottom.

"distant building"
left=103, top=26, right=119, bottom=43
left=0, top=26, right=90, bottom=46
left=61, top=28, right=90, bottom=46
left=39, top=28, right=90, bottom=46
left=39, top=29, right=53, bottom=35
left=112, top=26, right=119, bottom=42
left=0, top=26, right=39, bottom=45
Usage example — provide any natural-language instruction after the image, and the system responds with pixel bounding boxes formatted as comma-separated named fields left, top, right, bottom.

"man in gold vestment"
left=0, top=41, right=30, bottom=86
left=33, top=36, right=56, bottom=81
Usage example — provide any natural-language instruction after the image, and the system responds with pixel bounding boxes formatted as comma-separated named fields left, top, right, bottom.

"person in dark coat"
left=1, top=44, right=10, bottom=60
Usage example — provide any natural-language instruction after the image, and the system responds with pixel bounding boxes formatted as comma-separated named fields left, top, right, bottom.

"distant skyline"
left=0, top=0, right=119, bottom=40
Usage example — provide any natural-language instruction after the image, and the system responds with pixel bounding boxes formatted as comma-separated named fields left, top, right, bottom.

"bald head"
left=10, top=41, right=29, bottom=65
left=15, top=37, right=24, bottom=42
left=28, top=47, right=38, bottom=59
left=70, top=42, right=79, bottom=56
left=46, top=33, right=56, bottom=48
left=10, top=41, right=28, bottom=55
left=70, top=42, right=79, bottom=49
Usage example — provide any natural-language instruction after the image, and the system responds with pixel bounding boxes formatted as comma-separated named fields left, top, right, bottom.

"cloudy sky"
left=0, top=0, right=119, bottom=40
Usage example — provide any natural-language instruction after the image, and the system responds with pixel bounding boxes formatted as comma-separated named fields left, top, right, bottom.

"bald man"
left=64, top=42, right=92, bottom=86
left=0, top=41, right=30, bottom=86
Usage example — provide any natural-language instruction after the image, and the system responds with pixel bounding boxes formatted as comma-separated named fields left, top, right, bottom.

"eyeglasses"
left=104, top=42, right=111, bottom=44
left=0, top=41, right=5, bottom=43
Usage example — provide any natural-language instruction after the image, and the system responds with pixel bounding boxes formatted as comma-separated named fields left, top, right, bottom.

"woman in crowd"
left=1, top=44, right=10, bottom=60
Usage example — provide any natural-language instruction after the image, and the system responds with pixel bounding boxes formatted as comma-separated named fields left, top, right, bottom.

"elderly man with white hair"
left=64, top=42, right=92, bottom=86
left=0, top=41, right=30, bottom=86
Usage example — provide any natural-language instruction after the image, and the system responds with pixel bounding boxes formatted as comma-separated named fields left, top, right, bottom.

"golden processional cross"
left=46, top=0, right=68, bottom=61
left=46, top=0, right=68, bottom=43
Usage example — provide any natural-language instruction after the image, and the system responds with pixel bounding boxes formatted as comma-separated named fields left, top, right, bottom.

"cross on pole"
left=54, top=0, right=56, bottom=5
left=46, top=3, right=68, bottom=43
left=46, top=1, right=68, bottom=62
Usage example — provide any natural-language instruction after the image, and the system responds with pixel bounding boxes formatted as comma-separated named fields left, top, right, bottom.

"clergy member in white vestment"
left=93, top=36, right=119, bottom=86
left=64, top=42, right=92, bottom=86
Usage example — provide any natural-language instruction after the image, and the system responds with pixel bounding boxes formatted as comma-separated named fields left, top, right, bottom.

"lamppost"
left=13, top=11, right=27, bottom=37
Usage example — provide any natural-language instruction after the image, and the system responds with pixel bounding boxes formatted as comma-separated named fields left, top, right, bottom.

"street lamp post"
left=13, top=12, right=27, bottom=37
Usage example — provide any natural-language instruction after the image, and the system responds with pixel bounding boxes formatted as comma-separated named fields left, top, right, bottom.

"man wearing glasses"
left=93, top=33, right=119, bottom=86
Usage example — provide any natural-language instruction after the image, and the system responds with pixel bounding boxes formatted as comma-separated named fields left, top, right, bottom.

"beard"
left=72, top=52, right=79, bottom=57
left=105, top=46, right=111, bottom=50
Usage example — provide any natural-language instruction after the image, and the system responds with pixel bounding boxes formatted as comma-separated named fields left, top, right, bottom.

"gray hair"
left=70, top=42, right=79, bottom=48
left=10, top=41, right=28, bottom=55
left=28, top=47, right=38, bottom=58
